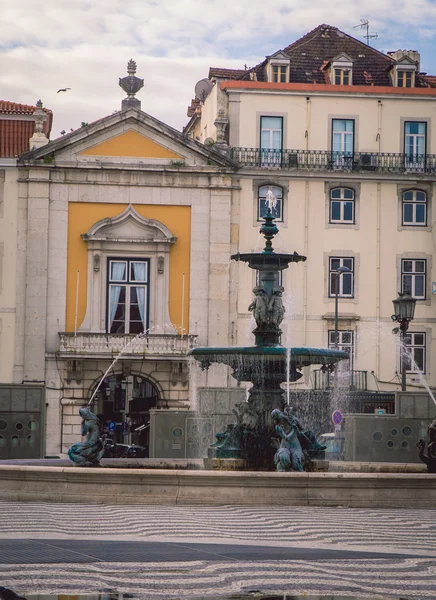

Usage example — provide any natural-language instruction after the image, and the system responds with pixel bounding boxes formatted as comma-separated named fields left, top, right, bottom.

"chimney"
left=387, top=49, right=420, bottom=71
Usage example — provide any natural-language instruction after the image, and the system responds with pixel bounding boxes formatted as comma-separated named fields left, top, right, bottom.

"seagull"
left=57, top=87, right=71, bottom=93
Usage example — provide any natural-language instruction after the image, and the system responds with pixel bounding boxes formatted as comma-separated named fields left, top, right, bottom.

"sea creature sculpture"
left=68, top=407, right=104, bottom=467
left=271, top=409, right=305, bottom=472
left=417, top=418, right=436, bottom=473
left=248, top=286, right=269, bottom=328
left=268, top=285, right=285, bottom=327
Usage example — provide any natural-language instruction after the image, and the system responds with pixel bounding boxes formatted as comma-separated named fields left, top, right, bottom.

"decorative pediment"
left=266, top=50, right=290, bottom=61
left=332, top=52, right=353, bottom=65
left=394, top=55, right=418, bottom=67
left=82, top=205, right=177, bottom=244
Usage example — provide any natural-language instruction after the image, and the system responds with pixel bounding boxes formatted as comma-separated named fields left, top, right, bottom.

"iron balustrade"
left=314, top=369, right=368, bottom=391
left=231, top=148, right=436, bottom=174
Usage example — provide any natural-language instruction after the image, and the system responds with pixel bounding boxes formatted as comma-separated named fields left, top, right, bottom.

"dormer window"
left=334, top=69, right=351, bottom=85
left=388, top=51, right=419, bottom=88
left=331, top=53, right=353, bottom=86
left=397, top=69, right=414, bottom=87
left=272, top=65, right=288, bottom=83
left=266, top=51, right=291, bottom=83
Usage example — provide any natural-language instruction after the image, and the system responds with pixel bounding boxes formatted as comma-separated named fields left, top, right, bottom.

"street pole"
left=334, top=287, right=339, bottom=349
left=401, top=324, right=407, bottom=392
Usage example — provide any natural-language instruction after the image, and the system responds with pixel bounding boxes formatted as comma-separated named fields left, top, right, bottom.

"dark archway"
left=92, top=373, right=160, bottom=450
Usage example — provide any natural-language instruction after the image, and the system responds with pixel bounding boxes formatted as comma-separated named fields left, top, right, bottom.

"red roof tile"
left=0, top=100, right=53, bottom=157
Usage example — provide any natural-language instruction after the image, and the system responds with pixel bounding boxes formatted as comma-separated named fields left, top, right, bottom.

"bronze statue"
left=248, top=286, right=269, bottom=327
left=417, top=418, right=436, bottom=473
left=271, top=409, right=305, bottom=472
left=68, top=407, right=104, bottom=467
left=268, top=286, right=285, bottom=327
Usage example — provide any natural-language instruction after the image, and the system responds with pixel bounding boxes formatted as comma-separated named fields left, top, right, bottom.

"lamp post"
left=392, top=291, right=416, bottom=391
left=333, top=266, right=351, bottom=349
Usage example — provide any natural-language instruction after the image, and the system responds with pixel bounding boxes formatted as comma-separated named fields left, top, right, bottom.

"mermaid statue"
left=68, top=407, right=104, bottom=466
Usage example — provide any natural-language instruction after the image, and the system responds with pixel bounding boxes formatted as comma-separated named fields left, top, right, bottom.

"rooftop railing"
left=231, top=148, right=436, bottom=174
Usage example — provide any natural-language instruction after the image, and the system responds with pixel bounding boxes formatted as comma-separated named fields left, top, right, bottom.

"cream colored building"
left=185, top=24, right=436, bottom=397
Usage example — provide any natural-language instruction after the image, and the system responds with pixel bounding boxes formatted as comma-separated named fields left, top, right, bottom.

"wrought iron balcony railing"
left=314, top=369, right=368, bottom=392
left=58, top=332, right=196, bottom=357
left=231, top=148, right=436, bottom=174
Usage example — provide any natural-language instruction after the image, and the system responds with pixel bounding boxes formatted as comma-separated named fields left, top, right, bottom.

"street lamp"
left=333, top=266, right=351, bottom=349
left=392, top=291, right=416, bottom=391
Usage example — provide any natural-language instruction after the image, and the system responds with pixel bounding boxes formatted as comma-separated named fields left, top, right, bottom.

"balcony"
left=58, top=332, right=197, bottom=359
left=231, top=148, right=436, bottom=174
left=314, top=369, right=368, bottom=392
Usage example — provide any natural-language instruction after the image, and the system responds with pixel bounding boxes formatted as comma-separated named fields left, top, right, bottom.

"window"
left=330, top=188, right=354, bottom=223
left=328, top=330, right=354, bottom=366
left=403, top=332, right=426, bottom=373
left=108, top=259, right=149, bottom=334
left=334, top=69, right=350, bottom=85
left=260, top=116, right=283, bottom=166
left=397, top=70, right=413, bottom=87
left=332, top=119, right=354, bottom=168
left=404, top=121, right=426, bottom=171
left=329, top=257, right=354, bottom=298
left=258, top=185, right=283, bottom=220
left=402, top=190, right=427, bottom=226
left=272, top=65, right=288, bottom=83
left=401, top=259, right=426, bottom=299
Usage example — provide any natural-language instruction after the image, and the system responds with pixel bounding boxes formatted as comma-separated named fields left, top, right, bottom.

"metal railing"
left=314, top=369, right=368, bottom=391
left=231, top=148, right=436, bottom=174
left=58, top=332, right=197, bottom=356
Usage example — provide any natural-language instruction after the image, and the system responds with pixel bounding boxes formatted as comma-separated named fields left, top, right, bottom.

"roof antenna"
left=353, top=19, right=379, bottom=46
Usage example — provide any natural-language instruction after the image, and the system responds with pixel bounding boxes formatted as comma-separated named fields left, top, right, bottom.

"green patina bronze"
left=188, top=208, right=348, bottom=470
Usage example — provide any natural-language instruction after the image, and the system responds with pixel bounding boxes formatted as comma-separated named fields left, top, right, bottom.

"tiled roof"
left=242, top=24, right=395, bottom=86
left=418, top=74, right=436, bottom=88
left=0, top=100, right=52, bottom=157
left=208, top=67, right=247, bottom=80
left=187, top=98, right=201, bottom=117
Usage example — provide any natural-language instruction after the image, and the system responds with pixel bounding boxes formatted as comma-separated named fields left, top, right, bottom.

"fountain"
left=189, top=208, right=348, bottom=470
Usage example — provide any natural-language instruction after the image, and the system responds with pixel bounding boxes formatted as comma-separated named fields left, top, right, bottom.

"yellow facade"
left=66, top=203, right=191, bottom=332
left=79, top=130, right=183, bottom=158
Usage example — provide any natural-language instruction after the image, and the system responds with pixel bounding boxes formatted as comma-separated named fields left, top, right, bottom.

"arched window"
left=402, top=190, right=427, bottom=226
left=258, top=185, right=283, bottom=221
left=329, top=187, right=355, bottom=224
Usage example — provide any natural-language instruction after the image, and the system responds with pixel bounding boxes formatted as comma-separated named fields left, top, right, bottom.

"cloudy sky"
left=1, top=0, right=436, bottom=139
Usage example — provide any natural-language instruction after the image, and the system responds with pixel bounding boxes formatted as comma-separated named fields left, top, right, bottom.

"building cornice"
left=221, top=80, right=436, bottom=99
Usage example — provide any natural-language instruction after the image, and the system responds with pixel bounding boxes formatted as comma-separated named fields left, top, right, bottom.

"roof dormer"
left=265, top=50, right=291, bottom=83
left=331, top=53, right=354, bottom=85
left=388, top=52, right=419, bottom=88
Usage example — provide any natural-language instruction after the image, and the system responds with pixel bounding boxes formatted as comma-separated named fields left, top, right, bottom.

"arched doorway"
left=92, top=374, right=160, bottom=452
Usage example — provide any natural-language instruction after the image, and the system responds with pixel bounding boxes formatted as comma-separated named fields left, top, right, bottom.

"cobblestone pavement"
left=1, top=501, right=436, bottom=599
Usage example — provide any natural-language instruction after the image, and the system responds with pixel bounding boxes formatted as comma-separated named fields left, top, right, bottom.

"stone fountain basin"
left=189, top=346, right=348, bottom=368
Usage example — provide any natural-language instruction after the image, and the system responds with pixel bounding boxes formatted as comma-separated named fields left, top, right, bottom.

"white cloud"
left=1, top=0, right=435, bottom=139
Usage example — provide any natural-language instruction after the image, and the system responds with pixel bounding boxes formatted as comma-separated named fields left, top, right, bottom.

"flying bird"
left=57, top=88, right=71, bottom=93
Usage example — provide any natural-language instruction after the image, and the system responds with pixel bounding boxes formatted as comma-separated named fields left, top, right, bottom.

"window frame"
left=328, top=257, right=355, bottom=298
left=331, top=119, right=355, bottom=169
left=404, top=121, right=427, bottom=171
left=334, top=69, right=351, bottom=85
left=329, top=187, right=355, bottom=224
left=397, top=70, right=413, bottom=87
left=257, top=184, right=284, bottom=221
left=328, top=329, right=354, bottom=367
left=401, top=258, right=426, bottom=300
left=402, top=332, right=426, bottom=374
left=402, top=189, right=427, bottom=226
left=106, top=257, right=150, bottom=334
left=272, top=64, right=288, bottom=83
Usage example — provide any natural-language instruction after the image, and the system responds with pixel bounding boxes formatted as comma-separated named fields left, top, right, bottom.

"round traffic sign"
left=108, top=421, right=116, bottom=432
left=332, top=410, right=343, bottom=425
